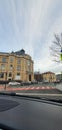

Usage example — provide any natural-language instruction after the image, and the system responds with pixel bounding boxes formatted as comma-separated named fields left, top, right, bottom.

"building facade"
left=42, top=71, right=56, bottom=82
left=0, top=49, right=34, bottom=82
left=34, top=71, right=56, bottom=82
left=56, top=73, right=62, bottom=82
left=34, top=72, right=43, bottom=82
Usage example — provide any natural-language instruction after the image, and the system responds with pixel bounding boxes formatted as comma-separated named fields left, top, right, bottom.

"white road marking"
left=25, top=87, right=30, bottom=90
left=46, top=86, right=50, bottom=89
left=41, top=87, right=45, bottom=89
left=36, top=87, right=40, bottom=89
left=31, top=87, right=35, bottom=90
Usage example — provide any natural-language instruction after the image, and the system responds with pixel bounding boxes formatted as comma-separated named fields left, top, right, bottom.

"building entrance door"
left=29, top=74, right=31, bottom=81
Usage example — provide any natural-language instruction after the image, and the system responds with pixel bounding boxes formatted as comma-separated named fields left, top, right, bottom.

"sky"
left=0, top=0, right=62, bottom=74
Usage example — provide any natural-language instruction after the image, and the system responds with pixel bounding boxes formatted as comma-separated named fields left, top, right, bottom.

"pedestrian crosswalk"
left=6, top=86, right=56, bottom=91
left=0, top=86, right=56, bottom=91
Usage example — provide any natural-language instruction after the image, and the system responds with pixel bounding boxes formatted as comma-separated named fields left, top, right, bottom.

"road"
left=0, top=83, right=62, bottom=100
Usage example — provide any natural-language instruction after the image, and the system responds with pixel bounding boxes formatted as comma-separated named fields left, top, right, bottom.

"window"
left=28, top=66, right=31, bottom=72
left=17, top=73, right=20, bottom=76
left=10, top=65, right=13, bottom=70
left=2, top=57, right=6, bottom=62
left=17, top=65, right=21, bottom=71
left=17, top=58, right=21, bottom=64
left=1, top=64, right=5, bottom=70
left=0, top=73, right=4, bottom=78
left=27, top=60, right=30, bottom=66
left=9, top=72, right=12, bottom=77
left=10, top=57, right=14, bottom=62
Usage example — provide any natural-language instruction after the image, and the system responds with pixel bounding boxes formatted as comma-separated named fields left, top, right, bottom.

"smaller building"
left=42, top=71, right=56, bottom=82
left=56, top=73, right=62, bottom=82
left=34, top=72, right=43, bottom=82
left=34, top=71, right=56, bottom=82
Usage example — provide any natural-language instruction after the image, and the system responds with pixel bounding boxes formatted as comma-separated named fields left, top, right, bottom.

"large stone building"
left=0, top=49, right=34, bottom=82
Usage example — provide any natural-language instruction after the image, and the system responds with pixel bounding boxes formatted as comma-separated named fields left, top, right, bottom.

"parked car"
left=8, top=81, right=20, bottom=85
left=21, top=81, right=31, bottom=86
left=31, top=80, right=38, bottom=84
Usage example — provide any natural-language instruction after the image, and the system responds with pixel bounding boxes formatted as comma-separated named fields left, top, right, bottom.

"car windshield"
left=0, top=0, right=62, bottom=101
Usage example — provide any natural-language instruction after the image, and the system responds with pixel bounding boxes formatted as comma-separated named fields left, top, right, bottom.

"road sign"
left=60, top=49, right=62, bottom=61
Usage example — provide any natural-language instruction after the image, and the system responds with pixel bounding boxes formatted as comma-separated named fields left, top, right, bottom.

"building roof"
left=34, top=71, right=55, bottom=75
left=15, top=49, right=25, bottom=55
left=0, top=49, right=34, bottom=64
left=0, top=49, right=25, bottom=56
left=0, top=52, right=9, bottom=55
left=41, top=71, right=55, bottom=75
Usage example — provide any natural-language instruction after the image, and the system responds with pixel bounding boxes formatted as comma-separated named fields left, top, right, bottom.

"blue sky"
left=0, top=0, right=62, bottom=73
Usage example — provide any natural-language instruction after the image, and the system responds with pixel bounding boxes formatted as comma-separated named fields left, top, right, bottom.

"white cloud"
left=0, top=0, right=62, bottom=73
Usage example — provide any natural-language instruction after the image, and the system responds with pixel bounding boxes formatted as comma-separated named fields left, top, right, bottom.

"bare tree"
left=50, top=33, right=62, bottom=63
left=50, top=33, right=62, bottom=81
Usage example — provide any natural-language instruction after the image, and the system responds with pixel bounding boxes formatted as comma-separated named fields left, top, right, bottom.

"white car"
left=8, top=81, right=20, bottom=85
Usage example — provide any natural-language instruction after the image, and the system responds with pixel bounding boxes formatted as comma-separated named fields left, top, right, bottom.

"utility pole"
left=4, top=72, right=7, bottom=90
left=60, top=33, right=62, bottom=81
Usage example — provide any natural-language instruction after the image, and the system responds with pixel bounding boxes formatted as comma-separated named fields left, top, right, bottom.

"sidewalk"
left=55, top=83, right=62, bottom=91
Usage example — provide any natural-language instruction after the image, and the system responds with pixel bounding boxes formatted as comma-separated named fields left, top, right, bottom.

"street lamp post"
left=4, top=72, right=7, bottom=90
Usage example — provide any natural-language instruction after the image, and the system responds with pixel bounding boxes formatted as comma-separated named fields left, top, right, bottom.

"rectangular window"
left=10, top=57, right=14, bottom=62
left=2, top=57, right=6, bottom=62
left=28, top=66, right=30, bottom=71
left=17, top=58, right=21, bottom=64
left=1, top=64, right=5, bottom=70
left=17, top=65, right=21, bottom=71
left=17, top=73, right=20, bottom=76
left=10, top=65, right=13, bottom=70
left=9, top=72, right=12, bottom=77
left=28, top=66, right=31, bottom=72
left=0, top=73, right=4, bottom=78
left=27, top=60, right=30, bottom=66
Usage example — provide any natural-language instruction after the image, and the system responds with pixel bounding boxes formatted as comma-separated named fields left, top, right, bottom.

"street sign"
left=60, top=49, right=62, bottom=61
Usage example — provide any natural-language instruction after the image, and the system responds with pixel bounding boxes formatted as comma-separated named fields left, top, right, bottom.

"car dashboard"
left=0, top=94, right=62, bottom=130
